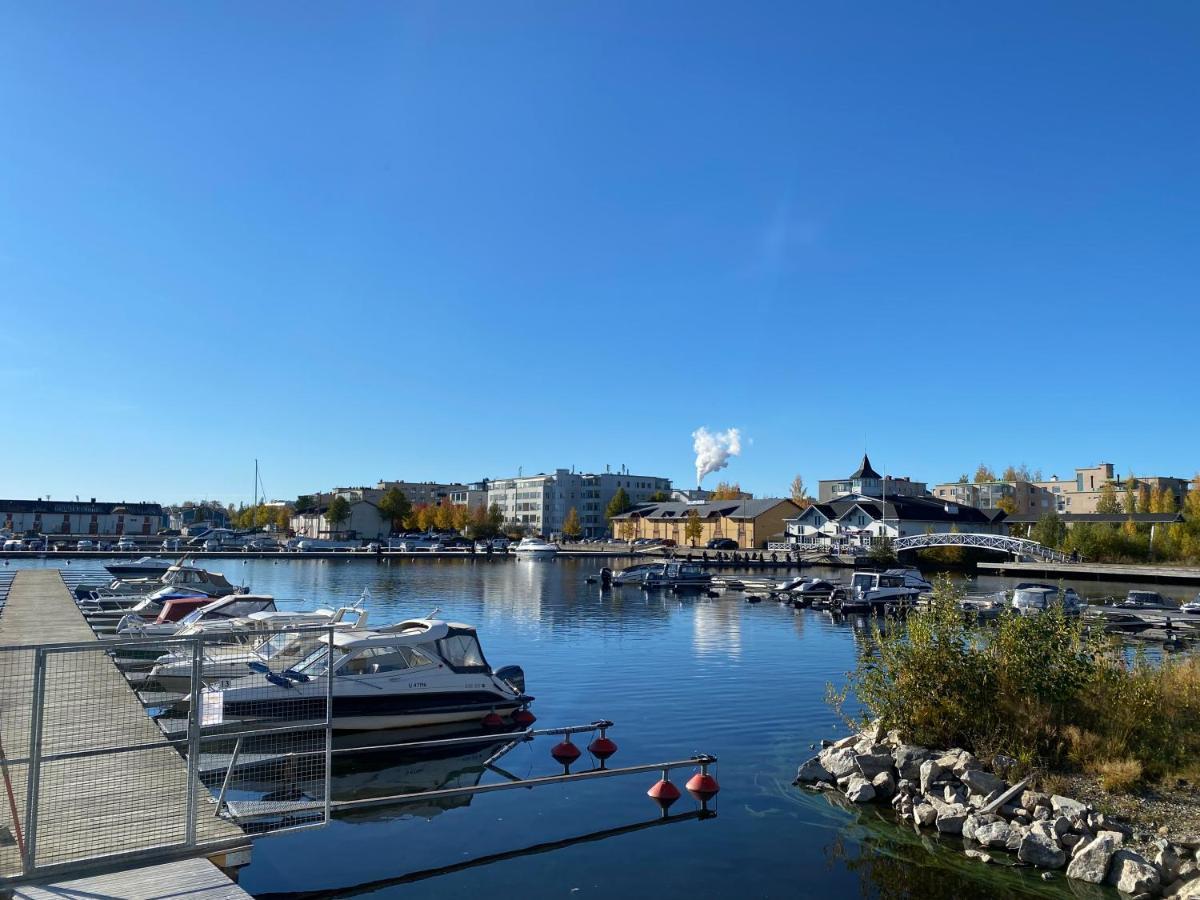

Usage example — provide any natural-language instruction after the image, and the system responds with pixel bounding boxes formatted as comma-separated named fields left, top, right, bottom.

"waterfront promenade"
left=0, top=570, right=250, bottom=896
left=978, top=560, right=1200, bottom=585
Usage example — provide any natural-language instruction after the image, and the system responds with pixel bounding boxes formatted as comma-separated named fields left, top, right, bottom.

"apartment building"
left=932, top=480, right=1055, bottom=516
left=487, top=469, right=671, bottom=538
left=1035, top=463, right=1190, bottom=513
left=1, top=499, right=165, bottom=536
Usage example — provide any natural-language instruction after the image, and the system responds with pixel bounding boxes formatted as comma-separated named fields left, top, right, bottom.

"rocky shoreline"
left=795, top=722, right=1200, bottom=898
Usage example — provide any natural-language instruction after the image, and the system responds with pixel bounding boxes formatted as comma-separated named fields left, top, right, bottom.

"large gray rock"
left=844, top=775, right=876, bottom=804
left=893, top=745, right=929, bottom=780
left=964, top=848, right=993, bottom=863
left=1051, top=795, right=1088, bottom=818
left=934, top=801, right=969, bottom=834
left=819, top=747, right=860, bottom=780
left=871, top=770, right=896, bottom=800
left=795, top=755, right=833, bottom=784
left=976, top=820, right=1012, bottom=849
left=855, top=748, right=895, bottom=779
left=1156, top=839, right=1183, bottom=884
left=1019, top=820, right=1066, bottom=869
left=914, top=802, right=937, bottom=827
left=1067, top=832, right=1121, bottom=884
left=1175, top=876, right=1200, bottom=899
left=919, top=759, right=943, bottom=794
left=952, top=751, right=982, bottom=776
left=1022, top=790, right=1050, bottom=810
left=1007, top=823, right=1028, bottom=851
left=1106, top=849, right=1161, bottom=895
left=961, top=768, right=1005, bottom=796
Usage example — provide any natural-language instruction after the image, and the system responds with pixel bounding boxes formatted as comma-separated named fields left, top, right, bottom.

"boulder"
left=1174, top=835, right=1200, bottom=851
left=1156, top=839, right=1183, bottom=883
left=1034, top=805, right=1052, bottom=821
left=919, top=759, right=943, bottom=795
left=830, top=734, right=858, bottom=750
left=914, top=802, right=937, bottom=827
left=943, top=784, right=967, bottom=805
left=844, top=775, right=876, bottom=804
left=976, top=820, right=1012, bottom=849
left=965, top=848, right=993, bottom=863
left=952, top=752, right=982, bottom=776
left=961, top=768, right=1005, bottom=796
left=819, top=747, right=860, bottom=780
left=795, top=756, right=833, bottom=784
left=893, top=745, right=929, bottom=780
left=1174, top=877, right=1200, bottom=899
left=855, top=748, right=895, bottom=779
left=1178, top=860, right=1199, bottom=882
left=1022, top=790, right=1050, bottom=811
left=1066, top=832, right=1121, bottom=884
left=871, top=770, right=896, bottom=801
left=1007, top=823, right=1027, bottom=852
left=934, top=802, right=969, bottom=835
left=992, top=754, right=1019, bottom=778
left=858, top=719, right=883, bottom=746
left=1052, top=816, right=1072, bottom=837
left=1019, top=821, right=1066, bottom=869
left=1061, top=833, right=1082, bottom=849
left=1051, top=795, right=1088, bottom=819
left=884, top=728, right=904, bottom=747
left=1106, top=849, right=1161, bottom=896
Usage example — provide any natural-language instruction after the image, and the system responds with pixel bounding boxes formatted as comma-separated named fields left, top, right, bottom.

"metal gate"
left=0, top=627, right=333, bottom=881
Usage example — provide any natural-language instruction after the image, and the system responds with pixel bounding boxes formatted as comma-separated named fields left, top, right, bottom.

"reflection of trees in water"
left=814, top=791, right=1063, bottom=900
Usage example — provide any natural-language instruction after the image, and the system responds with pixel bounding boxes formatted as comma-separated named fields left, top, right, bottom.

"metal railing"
left=0, top=627, right=334, bottom=880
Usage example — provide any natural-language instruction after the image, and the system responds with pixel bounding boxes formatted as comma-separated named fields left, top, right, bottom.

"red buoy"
left=686, top=771, right=720, bottom=801
left=551, top=739, right=581, bottom=765
left=512, top=708, right=537, bottom=726
left=481, top=711, right=505, bottom=730
left=588, top=735, right=618, bottom=760
left=647, top=777, right=681, bottom=810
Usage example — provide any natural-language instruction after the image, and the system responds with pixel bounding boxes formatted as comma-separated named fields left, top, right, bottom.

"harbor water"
left=8, top=556, right=1182, bottom=898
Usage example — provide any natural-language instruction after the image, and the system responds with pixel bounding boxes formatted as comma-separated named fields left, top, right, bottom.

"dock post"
left=323, top=629, right=334, bottom=824
left=184, top=637, right=203, bottom=846
left=23, top=648, right=47, bottom=874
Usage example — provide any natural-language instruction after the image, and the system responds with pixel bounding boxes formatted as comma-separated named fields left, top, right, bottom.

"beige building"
left=933, top=480, right=1055, bottom=516
left=1035, top=463, right=1190, bottom=513
left=609, top=499, right=800, bottom=549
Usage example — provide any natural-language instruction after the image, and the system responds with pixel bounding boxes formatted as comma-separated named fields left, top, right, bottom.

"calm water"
left=9, top=556, right=1168, bottom=898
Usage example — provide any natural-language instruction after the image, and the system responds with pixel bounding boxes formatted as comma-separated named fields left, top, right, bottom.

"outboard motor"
left=600, top=567, right=613, bottom=588
left=495, top=665, right=525, bottom=694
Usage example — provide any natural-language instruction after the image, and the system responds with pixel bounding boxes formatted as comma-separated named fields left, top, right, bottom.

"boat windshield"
left=436, top=632, right=487, bottom=671
left=256, top=632, right=302, bottom=660
left=294, top=643, right=343, bottom=676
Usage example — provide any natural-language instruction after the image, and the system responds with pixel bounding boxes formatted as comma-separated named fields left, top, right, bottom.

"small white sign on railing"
left=200, top=687, right=224, bottom=726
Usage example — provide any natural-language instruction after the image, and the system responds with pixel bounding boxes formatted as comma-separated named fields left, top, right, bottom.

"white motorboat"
left=116, top=594, right=278, bottom=636
left=1012, top=584, right=1083, bottom=616
left=149, top=607, right=369, bottom=692
left=513, top=537, right=558, bottom=558
left=207, top=618, right=531, bottom=731
left=837, top=571, right=922, bottom=614
left=882, top=567, right=933, bottom=593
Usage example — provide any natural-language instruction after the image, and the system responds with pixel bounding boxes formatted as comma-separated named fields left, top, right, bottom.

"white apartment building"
left=486, top=469, right=671, bottom=537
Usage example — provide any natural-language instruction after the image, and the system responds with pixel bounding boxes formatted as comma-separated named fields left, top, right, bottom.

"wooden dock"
left=978, top=560, right=1200, bottom=585
left=14, top=855, right=252, bottom=899
left=0, top=570, right=249, bottom=891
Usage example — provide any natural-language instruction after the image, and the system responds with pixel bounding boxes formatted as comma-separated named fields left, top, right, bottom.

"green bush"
left=837, top=576, right=1200, bottom=783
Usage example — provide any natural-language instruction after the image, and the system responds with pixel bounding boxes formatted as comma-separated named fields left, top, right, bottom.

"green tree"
left=296, top=495, right=315, bottom=512
left=648, top=490, right=670, bottom=502
left=684, top=508, right=703, bottom=546
left=711, top=481, right=746, bottom=500
left=274, top=506, right=291, bottom=531
left=1096, top=481, right=1122, bottom=515
left=605, top=487, right=632, bottom=520
left=1125, top=477, right=1139, bottom=515
left=1031, top=511, right=1067, bottom=550
left=326, top=496, right=352, bottom=535
left=487, top=503, right=505, bottom=535
left=973, top=464, right=996, bottom=484
left=377, top=488, right=412, bottom=534
left=868, top=534, right=897, bottom=565
left=957, top=474, right=969, bottom=484
left=563, top=507, right=582, bottom=539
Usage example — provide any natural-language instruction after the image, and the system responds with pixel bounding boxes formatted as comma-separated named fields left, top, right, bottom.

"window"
left=342, top=645, right=432, bottom=675
left=437, top=634, right=487, bottom=670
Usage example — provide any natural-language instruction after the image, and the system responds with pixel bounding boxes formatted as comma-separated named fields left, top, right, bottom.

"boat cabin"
left=292, top=620, right=490, bottom=678
left=159, top=594, right=277, bottom=626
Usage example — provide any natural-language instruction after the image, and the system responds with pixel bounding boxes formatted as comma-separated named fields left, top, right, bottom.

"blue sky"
left=1, top=1, right=1197, bottom=505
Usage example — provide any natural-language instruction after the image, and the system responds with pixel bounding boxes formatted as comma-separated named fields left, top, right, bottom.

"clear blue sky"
left=2, top=1, right=1197, bottom=505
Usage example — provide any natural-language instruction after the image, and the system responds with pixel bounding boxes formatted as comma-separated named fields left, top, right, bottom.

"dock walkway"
left=0, top=570, right=248, bottom=890
left=978, top=560, right=1200, bottom=585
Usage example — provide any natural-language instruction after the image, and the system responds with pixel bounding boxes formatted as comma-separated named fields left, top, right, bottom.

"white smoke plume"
left=692, top=427, right=742, bottom=486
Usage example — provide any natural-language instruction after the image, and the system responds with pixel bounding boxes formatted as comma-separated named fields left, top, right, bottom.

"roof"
left=849, top=454, right=881, bottom=480
left=327, top=619, right=454, bottom=648
left=609, top=498, right=799, bottom=521
left=791, top=493, right=1003, bottom=525
left=0, top=498, right=163, bottom=516
left=1004, top=512, right=1184, bottom=525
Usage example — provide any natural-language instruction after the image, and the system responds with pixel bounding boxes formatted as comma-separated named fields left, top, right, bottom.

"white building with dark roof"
left=785, top=494, right=1006, bottom=550
left=817, top=454, right=928, bottom=502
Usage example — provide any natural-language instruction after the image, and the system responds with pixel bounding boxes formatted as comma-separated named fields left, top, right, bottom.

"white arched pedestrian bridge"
left=891, top=532, right=1070, bottom=563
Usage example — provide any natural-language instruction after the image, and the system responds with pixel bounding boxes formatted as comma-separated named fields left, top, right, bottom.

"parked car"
left=25, top=539, right=45, bottom=551
left=2, top=539, right=24, bottom=551
left=162, top=538, right=182, bottom=551
left=203, top=539, right=222, bottom=551
left=115, top=537, right=137, bottom=551
left=706, top=538, right=739, bottom=550
left=76, top=539, right=95, bottom=551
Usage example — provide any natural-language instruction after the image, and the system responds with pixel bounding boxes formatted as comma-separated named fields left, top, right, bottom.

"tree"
left=452, top=504, right=471, bottom=532
left=790, top=475, right=812, bottom=508
left=377, top=488, right=412, bottom=534
left=326, top=496, right=352, bottom=535
left=648, top=490, right=670, bottom=502
left=868, top=535, right=897, bottom=565
left=1031, top=512, right=1067, bottom=550
left=295, top=495, right=315, bottom=512
left=1001, top=464, right=1032, bottom=483
left=605, top=487, right=632, bottom=520
left=416, top=504, right=436, bottom=532
left=684, top=508, right=703, bottom=546
left=1096, top=481, right=1122, bottom=515
left=1125, top=477, right=1139, bottom=515
left=957, top=474, right=969, bottom=484
left=434, top=500, right=456, bottom=531
left=274, top=506, right=291, bottom=531
left=996, top=496, right=1018, bottom=516
left=563, top=507, right=582, bottom=539
left=973, top=465, right=996, bottom=484
left=618, top=518, right=637, bottom=542
left=487, top=503, right=505, bottom=535
left=402, top=504, right=423, bottom=531
left=711, top=482, right=747, bottom=500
